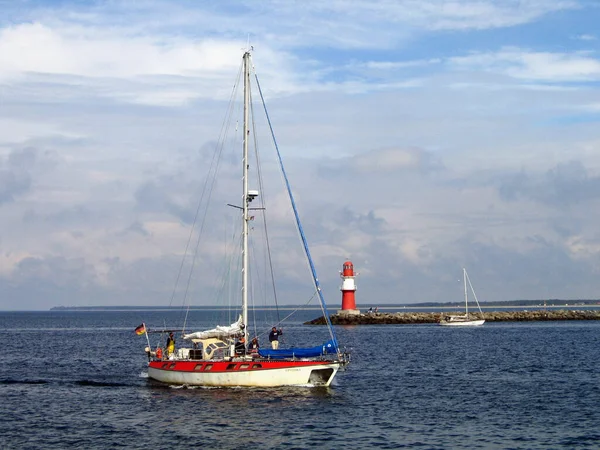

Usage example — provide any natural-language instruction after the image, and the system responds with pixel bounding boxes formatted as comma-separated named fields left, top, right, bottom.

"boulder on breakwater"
left=304, top=309, right=600, bottom=325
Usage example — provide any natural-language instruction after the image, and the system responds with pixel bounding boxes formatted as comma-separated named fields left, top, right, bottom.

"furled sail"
left=258, top=339, right=338, bottom=359
left=183, top=315, right=243, bottom=340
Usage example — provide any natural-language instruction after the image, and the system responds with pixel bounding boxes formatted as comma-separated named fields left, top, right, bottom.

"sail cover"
left=183, top=315, right=243, bottom=340
left=258, top=339, right=338, bottom=359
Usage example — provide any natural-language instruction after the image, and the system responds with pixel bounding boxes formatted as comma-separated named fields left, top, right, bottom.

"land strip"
left=305, top=309, right=600, bottom=325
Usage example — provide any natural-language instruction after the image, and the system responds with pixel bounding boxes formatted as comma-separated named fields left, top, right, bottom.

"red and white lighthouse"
left=338, top=260, right=360, bottom=315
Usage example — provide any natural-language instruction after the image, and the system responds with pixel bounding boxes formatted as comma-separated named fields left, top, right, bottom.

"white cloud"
left=248, top=0, right=580, bottom=39
left=450, top=47, right=600, bottom=82
left=363, top=59, right=442, bottom=70
left=0, top=118, right=73, bottom=144
left=0, top=1, right=582, bottom=57
left=579, top=103, right=600, bottom=111
left=575, top=34, right=597, bottom=41
left=410, top=0, right=579, bottom=30
left=0, top=22, right=247, bottom=92
left=565, top=235, right=600, bottom=259
left=349, top=147, right=442, bottom=173
left=0, top=21, right=333, bottom=106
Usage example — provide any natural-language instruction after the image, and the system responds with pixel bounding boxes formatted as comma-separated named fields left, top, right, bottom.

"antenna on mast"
left=245, top=34, right=254, bottom=53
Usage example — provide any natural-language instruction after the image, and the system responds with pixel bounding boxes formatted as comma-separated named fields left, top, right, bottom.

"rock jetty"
left=305, top=309, right=600, bottom=325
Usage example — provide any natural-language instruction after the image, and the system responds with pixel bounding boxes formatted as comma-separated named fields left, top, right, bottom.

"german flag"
left=135, top=323, right=146, bottom=335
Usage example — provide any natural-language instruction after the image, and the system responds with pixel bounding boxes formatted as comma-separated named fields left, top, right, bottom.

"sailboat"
left=137, top=50, right=348, bottom=387
left=439, top=268, right=485, bottom=327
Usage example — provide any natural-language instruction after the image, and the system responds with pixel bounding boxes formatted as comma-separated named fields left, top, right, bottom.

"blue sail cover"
left=258, top=339, right=338, bottom=359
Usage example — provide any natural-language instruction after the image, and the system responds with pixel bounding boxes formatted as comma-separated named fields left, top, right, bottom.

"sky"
left=1, top=0, right=600, bottom=310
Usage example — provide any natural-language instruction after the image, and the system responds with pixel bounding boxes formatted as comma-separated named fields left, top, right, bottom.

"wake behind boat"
left=136, top=50, right=348, bottom=387
left=439, top=268, right=485, bottom=327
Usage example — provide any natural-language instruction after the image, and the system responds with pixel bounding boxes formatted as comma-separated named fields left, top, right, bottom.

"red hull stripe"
left=148, top=359, right=331, bottom=372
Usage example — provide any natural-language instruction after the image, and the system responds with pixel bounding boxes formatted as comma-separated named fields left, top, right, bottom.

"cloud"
left=0, top=22, right=257, bottom=106
left=578, top=103, right=600, bottom=112
left=575, top=34, right=597, bottom=41
left=0, top=22, right=243, bottom=80
left=2, top=1, right=578, bottom=53
left=0, top=147, right=38, bottom=204
left=449, top=47, right=600, bottom=82
left=337, top=208, right=386, bottom=234
left=498, top=161, right=600, bottom=207
left=12, top=255, right=92, bottom=286
left=22, top=205, right=93, bottom=226
left=408, top=0, right=579, bottom=31
left=125, top=221, right=150, bottom=237
left=314, top=147, right=443, bottom=180
left=0, top=2, right=584, bottom=103
left=351, top=147, right=444, bottom=174
left=448, top=236, right=596, bottom=300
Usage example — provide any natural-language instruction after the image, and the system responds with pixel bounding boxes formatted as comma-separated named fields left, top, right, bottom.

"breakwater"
left=305, top=309, right=600, bottom=325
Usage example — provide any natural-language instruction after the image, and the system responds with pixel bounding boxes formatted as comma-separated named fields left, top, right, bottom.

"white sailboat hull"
left=147, top=360, right=341, bottom=387
left=439, top=318, right=485, bottom=327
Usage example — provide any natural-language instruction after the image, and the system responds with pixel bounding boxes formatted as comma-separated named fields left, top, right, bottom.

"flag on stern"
left=135, top=323, right=146, bottom=335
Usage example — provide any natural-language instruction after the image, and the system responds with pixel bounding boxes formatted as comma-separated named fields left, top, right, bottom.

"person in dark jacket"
left=269, top=327, right=282, bottom=349
left=248, top=337, right=260, bottom=355
left=235, top=336, right=246, bottom=355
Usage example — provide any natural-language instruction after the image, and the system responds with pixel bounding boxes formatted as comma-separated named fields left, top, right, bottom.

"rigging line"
left=277, top=290, right=318, bottom=325
left=465, top=270, right=484, bottom=314
left=221, top=223, right=243, bottom=325
left=253, top=68, right=338, bottom=348
left=180, top=111, right=234, bottom=332
left=248, top=233, right=263, bottom=338
left=248, top=80, right=281, bottom=324
left=248, top=209, right=319, bottom=334
left=202, top=196, right=238, bottom=324
left=255, top=290, right=319, bottom=344
left=202, top=212, right=242, bottom=327
left=179, top=61, right=244, bottom=331
left=247, top=226, right=277, bottom=337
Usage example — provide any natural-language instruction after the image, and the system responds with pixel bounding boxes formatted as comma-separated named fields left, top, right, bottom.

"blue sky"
left=1, top=0, right=600, bottom=310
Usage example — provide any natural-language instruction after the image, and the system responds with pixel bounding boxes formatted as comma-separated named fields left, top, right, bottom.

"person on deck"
left=248, top=337, right=260, bottom=355
left=235, top=336, right=246, bottom=355
left=269, top=327, right=282, bottom=350
left=166, top=332, right=175, bottom=357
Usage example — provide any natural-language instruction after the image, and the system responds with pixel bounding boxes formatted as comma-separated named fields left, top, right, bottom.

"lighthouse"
left=338, top=260, right=360, bottom=315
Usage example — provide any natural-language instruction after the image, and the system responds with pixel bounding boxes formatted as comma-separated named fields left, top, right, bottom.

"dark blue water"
left=2, top=311, right=600, bottom=449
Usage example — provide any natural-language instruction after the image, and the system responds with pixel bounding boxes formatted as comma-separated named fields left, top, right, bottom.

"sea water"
left=1, top=310, right=600, bottom=449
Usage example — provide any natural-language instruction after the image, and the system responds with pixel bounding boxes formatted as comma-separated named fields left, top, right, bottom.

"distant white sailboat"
left=439, top=268, right=485, bottom=327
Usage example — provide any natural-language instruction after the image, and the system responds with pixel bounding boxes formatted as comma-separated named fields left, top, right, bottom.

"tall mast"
left=242, top=51, right=250, bottom=341
left=463, top=268, right=468, bottom=316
